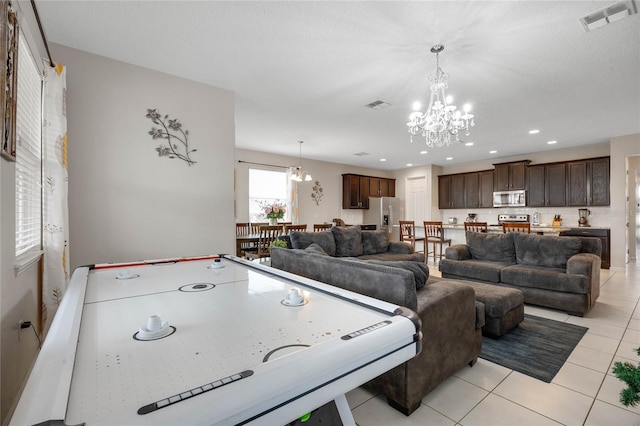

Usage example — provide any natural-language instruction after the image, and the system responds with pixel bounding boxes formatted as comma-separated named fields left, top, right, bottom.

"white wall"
left=235, top=149, right=393, bottom=227
left=52, top=44, right=236, bottom=269
left=611, top=133, right=640, bottom=270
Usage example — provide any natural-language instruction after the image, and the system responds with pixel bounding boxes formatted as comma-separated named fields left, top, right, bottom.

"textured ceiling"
left=36, top=1, right=640, bottom=170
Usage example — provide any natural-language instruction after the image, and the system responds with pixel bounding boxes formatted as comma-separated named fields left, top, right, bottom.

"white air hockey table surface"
left=11, top=255, right=421, bottom=426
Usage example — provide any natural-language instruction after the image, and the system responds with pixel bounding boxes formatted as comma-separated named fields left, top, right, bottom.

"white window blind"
left=15, top=33, right=43, bottom=257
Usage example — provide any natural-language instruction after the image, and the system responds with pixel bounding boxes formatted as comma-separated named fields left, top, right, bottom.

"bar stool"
left=423, top=221, right=451, bottom=263
left=399, top=221, right=425, bottom=253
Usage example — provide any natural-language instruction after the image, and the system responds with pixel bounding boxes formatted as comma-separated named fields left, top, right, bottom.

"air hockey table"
left=11, top=255, right=421, bottom=426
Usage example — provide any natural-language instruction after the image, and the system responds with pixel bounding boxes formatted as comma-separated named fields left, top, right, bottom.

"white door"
left=405, top=176, right=426, bottom=223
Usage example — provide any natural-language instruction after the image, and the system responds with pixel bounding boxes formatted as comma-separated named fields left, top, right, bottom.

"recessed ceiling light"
left=529, top=129, right=540, bottom=134
left=446, top=157, right=453, bottom=161
left=406, top=163, right=413, bottom=167
left=379, top=158, right=387, bottom=162
left=464, top=142, right=474, bottom=146
left=547, top=140, right=557, bottom=145
left=420, top=150, right=428, bottom=154
left=489, top=150, right=497, bottom=154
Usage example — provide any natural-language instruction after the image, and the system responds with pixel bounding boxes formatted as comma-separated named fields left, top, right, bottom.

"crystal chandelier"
left=291, top=141, right=312, bottom=182
left=407, top=44, right=475, bottom=147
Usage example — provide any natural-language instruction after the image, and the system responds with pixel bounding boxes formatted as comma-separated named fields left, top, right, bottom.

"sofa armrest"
left=567, top=253, right=601, bottom=277
left=567, top=252, right=601, bottom=307
left=387, top=242, right=414, bottom=254
left=444, top=244, right=471, bottom=260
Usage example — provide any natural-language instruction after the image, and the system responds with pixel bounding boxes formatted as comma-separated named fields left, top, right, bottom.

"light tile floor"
left=347, top=261, right=640, bottom=426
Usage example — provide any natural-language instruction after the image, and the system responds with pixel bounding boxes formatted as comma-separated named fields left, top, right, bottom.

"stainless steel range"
left=490, top=214, right=530, bottom=226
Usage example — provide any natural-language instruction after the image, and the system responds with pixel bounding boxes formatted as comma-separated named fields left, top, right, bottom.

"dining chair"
left=313, top=223, right=332, bottom=232
left=502, top=223, right=531, bottom=234
left=332, top=218, right=347, bottom=227
left=464, top=222, right=488, bottom=233
left=246, top=225, right=284, bottom=259
left=250, top=222, right=268, bottom=234
left=236, top=223, right=257, bottom=257
left=399, top=221, right=425, bottom=253
left=423, top=221, right=452, bottom=263
left=284, top=224, right=307, bottom=234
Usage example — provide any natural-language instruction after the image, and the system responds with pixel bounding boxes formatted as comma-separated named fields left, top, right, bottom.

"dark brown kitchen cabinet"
left=479, top=171, right=494, bottom=208
left=589, top=157, right=610, bottom=206
left=369, top=177, right=396, bottom=198
left=342, top=174, right=369, bottom=209
left=567, top=157, right=609, bottom=206
left=465, top=173, right=480, bottom=208
left=528, top=163, right=566, bottom=207
left=343, top=174, right=395, bottom=209
left=494, top=160, right=530, bottom=191
left=559, top=228, right=610, bottom=269
left=438, top=174, right=465, bottom=209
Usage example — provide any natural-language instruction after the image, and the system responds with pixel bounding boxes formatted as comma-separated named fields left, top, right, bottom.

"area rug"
left=479, top=314, right=588, bottom=383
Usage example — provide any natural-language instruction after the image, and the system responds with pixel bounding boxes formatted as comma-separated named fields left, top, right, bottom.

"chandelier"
left=407, top=44, right=475, bottom=147
left=291, top=141, right=312, bottom=182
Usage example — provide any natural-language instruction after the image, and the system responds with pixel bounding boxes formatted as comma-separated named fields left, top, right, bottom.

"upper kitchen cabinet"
left=567, top=157, right=610, bottom=206
left=479, top=170, right=494, bottom=208
left=438, top=174, right=466, bottom=209
left=342, top=174, right=369, bottom=209
left=343, top=174, right=396, bottom=209
left=527, top=163, right=566, bottom=207
left=494, top=160, right=531, bottom=191
left=369, top=177, right=396, bottom=198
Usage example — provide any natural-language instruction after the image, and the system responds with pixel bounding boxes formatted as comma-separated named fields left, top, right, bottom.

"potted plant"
left=612, top=347, right=640, bottom=407
left=269, top=239, right=288, bottom=251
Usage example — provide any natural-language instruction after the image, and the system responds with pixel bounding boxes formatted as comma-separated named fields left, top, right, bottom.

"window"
left=248, top=168, right=288, bottom=223
left=15, top=32, right=43, bottom=257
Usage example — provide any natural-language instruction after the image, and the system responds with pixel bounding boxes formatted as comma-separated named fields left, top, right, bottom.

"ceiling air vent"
left=580, top=0, right=637, bottom=31
left=352, top=152, right=370, bottom=156
left=365, top=100, right=391, bottom=110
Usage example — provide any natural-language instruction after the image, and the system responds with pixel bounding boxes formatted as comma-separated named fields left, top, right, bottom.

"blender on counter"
left=578, top=208, right=590, bottom=227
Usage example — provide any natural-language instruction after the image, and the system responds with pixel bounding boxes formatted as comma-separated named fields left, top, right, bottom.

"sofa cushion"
left=513, top=233, right=581, bottom=269
left=304, top=243, right=328, bottom=256
left=358, top=252, right=425, bottom=262
left=331, top=226, right=364, bottom=257
left=439, top=259, right=508, bottom=283
left=290, top=230, right=337, bottom=256
left=466, top=232, right=516, bottom=263
left=501, top=264, right=590, bottom=294
left=361, top=260, right=429, bottom=290
left=361, top=230, right=390, bottom=255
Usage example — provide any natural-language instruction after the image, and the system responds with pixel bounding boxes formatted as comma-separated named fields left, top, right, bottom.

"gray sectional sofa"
left=269, top=226, right=483, bottom=416
left=439, top=231, right=602, bottom=316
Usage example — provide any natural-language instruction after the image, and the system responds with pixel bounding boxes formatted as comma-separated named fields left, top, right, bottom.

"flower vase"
left=268, top=218, right=277, bottom=226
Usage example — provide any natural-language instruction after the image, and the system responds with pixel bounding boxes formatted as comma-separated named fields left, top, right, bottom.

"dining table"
left=235, top=233, right=260, bottom=257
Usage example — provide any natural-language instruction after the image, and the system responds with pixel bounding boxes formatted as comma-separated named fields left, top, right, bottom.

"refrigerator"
left=362, top=197, right=403, bottom=242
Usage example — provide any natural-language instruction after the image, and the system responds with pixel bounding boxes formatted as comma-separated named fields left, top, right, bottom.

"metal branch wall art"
left=311, top=180, right=324, bottom=206
left=146, top=108, right=196, bottom=166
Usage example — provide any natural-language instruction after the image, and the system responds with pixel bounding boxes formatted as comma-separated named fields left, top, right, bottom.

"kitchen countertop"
left=441, top=224, right=572, bottom=233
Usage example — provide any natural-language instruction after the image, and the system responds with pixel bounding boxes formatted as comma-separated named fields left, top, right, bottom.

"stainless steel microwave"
left=493, top=190, right=526, bottom=207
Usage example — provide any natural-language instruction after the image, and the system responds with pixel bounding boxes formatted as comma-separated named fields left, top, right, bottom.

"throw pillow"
left=361, top=230, right=390, bottom=255
left=304, top=243, right=329, bottom=256
left=513, top=233, right=582, bottom=269
left=363, top=260, right=429, bottom=290
left=331, top=226, right=364, bottom=257
left=466, top=231, right=516, bottom=263
left=289, top=230, right=337, bottom=256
